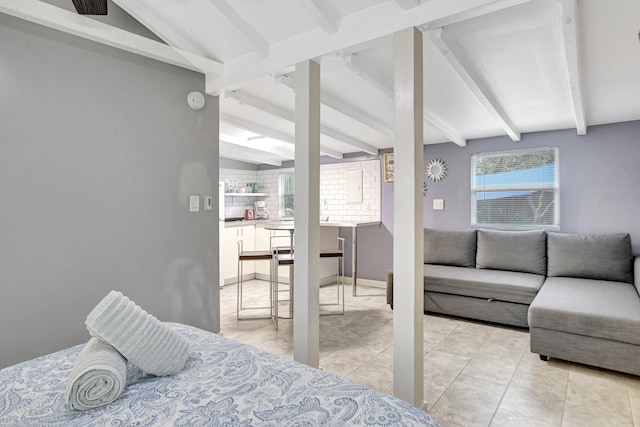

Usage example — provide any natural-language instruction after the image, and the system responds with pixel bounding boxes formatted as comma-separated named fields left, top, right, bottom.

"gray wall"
left=355, top=120, right=640, bottom=281
left=0, top=13, right=220, bottom=368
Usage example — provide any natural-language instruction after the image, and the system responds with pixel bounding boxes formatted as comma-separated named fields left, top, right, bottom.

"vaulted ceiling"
left=3, top=0, right=639, bottom=166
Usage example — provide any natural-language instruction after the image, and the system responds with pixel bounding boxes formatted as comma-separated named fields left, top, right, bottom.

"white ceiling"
left=3, top=0, right=640, bottom=166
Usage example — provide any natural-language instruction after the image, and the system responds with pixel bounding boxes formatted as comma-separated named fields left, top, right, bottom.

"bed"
left=0, top=323, right=440, bottom=426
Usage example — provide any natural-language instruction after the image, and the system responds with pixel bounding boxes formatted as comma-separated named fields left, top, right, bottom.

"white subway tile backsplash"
left=221, top=160, right=381, bottom=222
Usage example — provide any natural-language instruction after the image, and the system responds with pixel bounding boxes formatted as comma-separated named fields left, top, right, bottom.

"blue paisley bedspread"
left=0, top=323, right=440, bottom=426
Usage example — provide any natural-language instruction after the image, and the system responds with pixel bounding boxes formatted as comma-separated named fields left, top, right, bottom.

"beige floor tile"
left=423, top=328, right=451, bottom=353
left=319, top=355, right=361, bottom=377
left=627, top=378, right=640, bottom=426
left=424, top=386, right=445, bottom=410
left=562, top=365, right=634, bottom=427
left=514, top=351, right=571, bottom=384
left=460, top=353, right=520, bottom=385
left=370, top=346, right=394, bottom=368
left=346, top=361, right=393, bottom=392
left=318, top=337, right=344, bottom=359
left=429, top=374, right=507, bottom=427
left=454, top=319, right=497, bottom=337
left=433, top=328, right=490, bottom=358
left=497, top=379, right=565, bottom=425
left=320, top=324, right=374, bottom=345
left=477, top=329, right=529, bottom=360
left=490, top=408, right=560, bottom=427
left=252, top=339, right=292, bottom=356
left=424, top=350, right=470, bottom=390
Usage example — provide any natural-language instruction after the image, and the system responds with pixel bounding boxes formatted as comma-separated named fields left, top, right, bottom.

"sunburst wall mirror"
left=426, top=159, right=447, bottom=182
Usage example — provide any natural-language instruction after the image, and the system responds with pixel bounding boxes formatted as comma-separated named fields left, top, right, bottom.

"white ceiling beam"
left=206, top=0, right=532, bottom=94
left=220, top=113, right=343, bottom=159
left=223, top=135, right=296, bottom=160
left=226, top=91, right=378, bottom=155
left=429, top=28, right=521, bottom=142
left=112, top=0, right=211, bottom=58
left=421, top=0, right=531, bottom=29
left=298, top=0, right=339, bottom=35
left=277, top=74, right=394, bottom=137
left=396, top=0, right=422, bottom=10
left=424, top=113, right=467, bottom=147
left=206, top=0, right=269, bottom=59
left=342, top=54, right=467, bottom=146
left=342, top=54, right=395, bottom=99
left=221, top=113, right=295, bottom=145
left=219, top=140, right=283, bottom=166
left=558, top=0, right=587, bottom=135
left=221, top=114, right=343, bottom=160
left=0, top=0, right=223, bottom=76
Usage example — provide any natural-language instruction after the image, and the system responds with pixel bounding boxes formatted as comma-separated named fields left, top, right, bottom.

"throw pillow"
left=424, top=228, right=477, bottom=268
left=476, top=229, right=547, bottom=275
left=547, top=232, right=634, bottom=283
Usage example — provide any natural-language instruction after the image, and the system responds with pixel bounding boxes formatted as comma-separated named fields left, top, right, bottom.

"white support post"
left=393, top=27, right=425, bottom=408
left=293, top=60, right=321, bottom=368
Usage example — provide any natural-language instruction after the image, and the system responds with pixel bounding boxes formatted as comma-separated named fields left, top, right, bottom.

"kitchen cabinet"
left=222, top=225, right=255, bottom=284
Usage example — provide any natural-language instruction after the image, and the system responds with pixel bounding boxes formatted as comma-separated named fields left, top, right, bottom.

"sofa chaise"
left=528, top=232, right=640, bottom=376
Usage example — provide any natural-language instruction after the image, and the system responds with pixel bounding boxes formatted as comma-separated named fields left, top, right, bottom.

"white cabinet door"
left=222, top=225, right=255, bottom=283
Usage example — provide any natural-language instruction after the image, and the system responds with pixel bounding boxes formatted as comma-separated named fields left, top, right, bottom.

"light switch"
left=433, top=199, right=444, bottom=210
left=189, top=195, right=200, bottom=212
left=204, top=196, right=213, bottom=211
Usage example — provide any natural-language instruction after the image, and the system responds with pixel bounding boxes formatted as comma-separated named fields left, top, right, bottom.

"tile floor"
left=220, top=280, right=640, bottom=427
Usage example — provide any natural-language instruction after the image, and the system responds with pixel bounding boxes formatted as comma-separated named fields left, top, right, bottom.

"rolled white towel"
left=65, top=338, right=127, bottom=411
left=85, top=290, right=190, bottom=376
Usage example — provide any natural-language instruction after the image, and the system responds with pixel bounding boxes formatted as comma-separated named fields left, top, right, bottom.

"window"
left=279, top=173, right=295, bottom=219
left=471, top=148, right=559, bottom=228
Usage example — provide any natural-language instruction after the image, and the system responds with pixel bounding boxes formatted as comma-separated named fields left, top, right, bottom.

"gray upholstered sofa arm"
left=635, top=257, right=640, bottom=296
left=386, top=270, right=393, bottom=307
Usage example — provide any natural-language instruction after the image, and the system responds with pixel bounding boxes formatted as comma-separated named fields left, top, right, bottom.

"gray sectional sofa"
left=386, top=228, right=640, bottom=376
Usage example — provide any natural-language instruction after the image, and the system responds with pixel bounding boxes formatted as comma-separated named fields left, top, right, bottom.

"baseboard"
left=343, top=278, right=386, bottom=289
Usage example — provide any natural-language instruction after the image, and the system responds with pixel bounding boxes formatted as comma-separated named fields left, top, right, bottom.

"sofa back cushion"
left=547, top=232, right=634, bottom=283
left=476, top=229, right=547, bottom=275
left=424, top=228, right=477, bottom=268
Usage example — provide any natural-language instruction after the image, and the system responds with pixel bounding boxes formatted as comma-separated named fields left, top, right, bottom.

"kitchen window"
left=279, top=173, right=295, bottom=219
left=471, top=147, right=559, bottom=228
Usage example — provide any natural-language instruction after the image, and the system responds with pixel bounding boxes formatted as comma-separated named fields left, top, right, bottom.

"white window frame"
left=278, top=173, right=295, bottom=219
left=471, top=147, right=559, bottom=229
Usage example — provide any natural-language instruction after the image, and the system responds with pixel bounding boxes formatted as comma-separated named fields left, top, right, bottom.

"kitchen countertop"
left=224, top=219, right=380, bottom=228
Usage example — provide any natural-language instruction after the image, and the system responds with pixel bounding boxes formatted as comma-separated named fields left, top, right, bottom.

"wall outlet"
left=433, top=199, right=444, bottom=210
left=189, top=195, right=200, bottom=212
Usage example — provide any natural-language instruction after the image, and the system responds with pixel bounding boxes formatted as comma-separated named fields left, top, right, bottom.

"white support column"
left=293, top=60, right=321, bottom=368
left=393, top=27, right=425, bottom=408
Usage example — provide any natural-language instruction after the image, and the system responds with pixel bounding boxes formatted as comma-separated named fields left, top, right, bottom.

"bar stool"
left=270, top=237, right=345, bottom=329
left=270, top=237, right=294, bottom=330
left=236, top=240, right=273, bottom=321
left=320, top=237, right=345, bottom=315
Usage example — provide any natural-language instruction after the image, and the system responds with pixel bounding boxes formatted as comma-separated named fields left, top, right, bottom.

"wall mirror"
left=426, top=159, right=447, bottom=182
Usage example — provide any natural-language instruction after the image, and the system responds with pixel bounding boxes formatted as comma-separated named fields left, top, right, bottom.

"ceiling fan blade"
left=71, top=0, right=107, bottom=15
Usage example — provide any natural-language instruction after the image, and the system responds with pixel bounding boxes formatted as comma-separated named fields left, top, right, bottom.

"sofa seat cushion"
left=424, top=264, right=545, bottom=304
left=529, top=277, right=640, bottom=346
